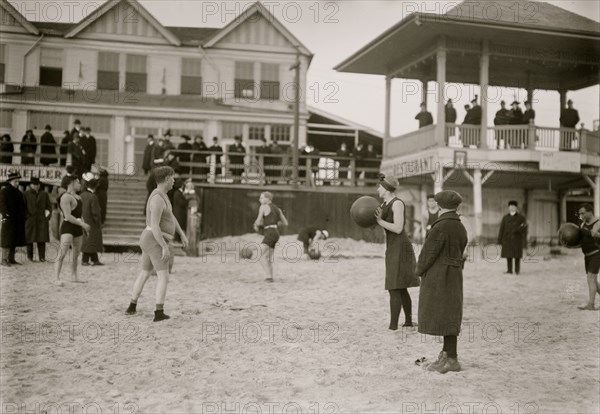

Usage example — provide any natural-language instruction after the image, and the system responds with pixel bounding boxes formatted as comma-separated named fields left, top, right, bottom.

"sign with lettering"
left=0, top=164, right=63, bottom=185
left=381, top=152, right=440, bottom=179
left=539, top=152, right=580, bottom=173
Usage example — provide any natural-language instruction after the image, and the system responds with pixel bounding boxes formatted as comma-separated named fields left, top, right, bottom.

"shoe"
left=81, top=262, right=90, bottom=266
left=264, top=278, right=274, bottom=283
left=503, top=271, right=513, bottom=274
left=125, top=304, right=137, bottom=315
left=91, top=262, right=105, bottom=266
left=425, top=352, right=447, bottom=370
left=403, top=321, right=417, bottom=327
left=39, top=259, right=46, bottom=263
left=0, top=260, right=10, bottom=267
left=577, top=304, right=596, bottom=311
left=8, top=261, right=22, bottom=265
left=432, top=357, right=461, bottom=374
left=27, top=257, right=37, bottom=262
left=153, top=310, right=170, bottom=322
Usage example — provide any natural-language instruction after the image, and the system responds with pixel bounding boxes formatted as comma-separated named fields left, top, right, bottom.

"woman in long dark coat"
left=40, top=125, right=58, bottom=165
left=0, top=172, right=26, bottom=266
left=416, top=190, right=468, bottom=374
left=374, top=174, right=419, bottom=330
left=498, top=200, right=527, bottom=274
left=20, top=130, right=37, bottom=165
left=96, top=168, right=109, bottom=225
left=24, top=178, right=51, bottom=262
left=172, top=178, right=188, bottom=243
left=1, top=134, right=14, bottom=164
left=80, top=178, right=103, bottom=265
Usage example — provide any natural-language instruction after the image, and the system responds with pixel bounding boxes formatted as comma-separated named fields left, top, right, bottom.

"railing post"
left=528, top=124, right=536, bottom=150
left=259, top=154, right=265, bottom=186
left=350, top=159, right=356, bottom=187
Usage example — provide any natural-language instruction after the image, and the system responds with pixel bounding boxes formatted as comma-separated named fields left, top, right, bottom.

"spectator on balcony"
left=267, top=138, right=283, bottom=184
left=494, top=101, right=511, bottom=149
left=560, top=99, right=580, bottom=129
left=353, top=142, right=367, bottom=184
left=59, top=130, right=71, bottom=167
left=142, top=135, right=155, bottom=175
left=336, top=142, right=351, bottom=183
left=69, top=132, right=86, bottom=176
left=192, top=135, right=208, bottom=181
left=467, top=95, right=481, bottom=125
left=509, top=101, right=523, bottom=125
left=209, top=137, right=223, bottom=178
left=163, top=129, right=174, bottom=151
left=462, top=104, right=472, bottom=124
left=70, top=119, right=82, bottom=141
left=445, top=99, right=457, bottom=124
left=415, top=103, right=434, bottom=129
left=20, top=129, right=37, bottom=165
left=366, top=144, right=380, bottom=181
left=177, top=135, right=193, bottom=175
left=522, top=101, right=535, bottom=125
left=228, top=135, right=246, bottom=183
left=300, top=142, right=320, bottom=185
left=40, top=125, right=58, bottom=166
left=163, top=150, right=181, bottom=175
left=152, top=138, right=167, bottom=167
left=0, top=134, right=14, bottom=164
left=81, top=127, right=97, bottom=173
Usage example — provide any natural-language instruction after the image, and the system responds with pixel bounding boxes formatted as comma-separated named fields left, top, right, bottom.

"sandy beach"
left=1, top=235, right=598, bottom=414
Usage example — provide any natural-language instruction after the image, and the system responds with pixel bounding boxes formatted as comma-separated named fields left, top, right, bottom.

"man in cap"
left=509, top=101, right=523, bottom=125
left=142, top=135, right=155, bottom=175
left=498, top=200, right=527, bottom=274
left=493, top=101, right=511, bottom=149
left=560, top=99, right=580, bottom=129
left=177, top=135, right=193, bottom=175
left=0, top=172, right=26, bottom=266
left=415, top=102, right=434, bottom=129
left=468, top=95, right=481, bottom=125
left=416, top=190, right=468, bottom=373
left=81, top=127, right=97, bottom=172
left=24, top=177, right=51, bottom=262
left=209, top=137, right=223, bottom=179
left=522, top=101, right=535, bottom=125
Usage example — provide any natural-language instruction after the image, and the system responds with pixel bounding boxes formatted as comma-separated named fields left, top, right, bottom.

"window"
left=234, top=62, right=255, bottom=99
left=126, top=54, right=147, bottom=93
left=222, top=122, right=244, bottom=140
left=0, top=44, right=5, bottom=84
left=271, top=124, right=290, bottom=142
left=98, top=52, right=119, bottom=90
left=39, top=48, right=63, bottom=87
left=260, top=63, right=279, bottom=100
left=249, top=125, right=265, bottom=141
left=181, top=58, right=202, bottom=95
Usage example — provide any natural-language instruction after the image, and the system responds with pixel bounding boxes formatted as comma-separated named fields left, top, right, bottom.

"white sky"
left=9, top=0, right=600, bottom=136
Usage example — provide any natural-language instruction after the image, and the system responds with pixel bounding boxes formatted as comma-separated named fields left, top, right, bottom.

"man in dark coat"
left=151, top=138, right=167, bottom=168
left=142, top=135, right=155, bottom=175
left=70, top=119, right=83, bottom=140
left=20, top=130, right=37, bottom=165
left=59, top=130, right=71, bottom=167
left=494, top=101, right=511, bottom=149
left=415, top=103, right=434, bottom=129
left=24, top=177, right=51, bottom=262
left=172, top=178, right=188, bottom=243
left=228, top=135, right=246, bottom=183
left=522, top=101, right=535, bottom=125
left=0, top=172, right=26, bottom=266
left=416, top=190, right=467, bottom=374
left=191, top=135, right=208, bottom=180
left=80, top=127, right=97, bottom=172
left=80, top=177, right=104, bottom=266
left=208, top=137, right=223, bottom=179
left=445, top=99, right=457, bottom=124
left=1, top=134, right=14, bottom=164
left=462, top=104, right=472, bottom=124
left=177, top=135, right=193, bottom=175
left=560, top=99, right=580, bottom=128
left=498, top=200, right=527, bottom=275
left=40, top=125, right=58, bottom=166
left=69, top=132, right=86, bottom=176
left=467, top=96, right=482, bottom=125
left=96, top=168, right=109, bottom=225
left=509, top=101, right=523, bottom=125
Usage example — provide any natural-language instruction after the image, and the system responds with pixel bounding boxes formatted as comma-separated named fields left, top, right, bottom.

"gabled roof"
left=64, top=0, right=180, bottom=46
left=0, top=0, right=39, bottom=35
left=31, top=22, right=76, bottom=36
left=165, top=27, right=221, bottom=46
left=202, top=2, right=312, bottom=57
left=308, top=106, right=383, bottom=139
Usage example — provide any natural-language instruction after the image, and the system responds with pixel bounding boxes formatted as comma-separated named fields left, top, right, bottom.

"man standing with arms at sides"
left=498, top=200, right=527, bottom=275
left=415, top=102, right=433, bottom=129
left=576, top=204, right=600, bottom=311
left=24, top=177, right=51, bottom=262
left=0, top=172, right=26, bottom=266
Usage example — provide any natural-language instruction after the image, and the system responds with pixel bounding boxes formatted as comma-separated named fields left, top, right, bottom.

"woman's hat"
left=7, top=172, right=21, bottom=181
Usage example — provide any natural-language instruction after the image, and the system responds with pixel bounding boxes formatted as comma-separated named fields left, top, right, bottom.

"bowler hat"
left=30, top=177, right=40, bottom=184
left=434, top=190, right=462, bottom=210
left=508, top=200, right=518, bottom=207
left=511, top=101, right=520, bottom=106
left=7, top=171, right=21, bottom=181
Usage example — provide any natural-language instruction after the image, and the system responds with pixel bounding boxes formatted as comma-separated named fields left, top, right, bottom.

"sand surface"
left=1, top=235, right=599, bottom=414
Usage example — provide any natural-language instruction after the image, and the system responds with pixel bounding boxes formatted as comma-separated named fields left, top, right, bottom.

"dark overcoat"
left=498, top=213, right=527, bottom=258
left=80, top=190, right=103, bottom=253
left=416, top=211, right=467, bottom=336
left=24, top=188, right=51, bottom=243
left=0, top=184, right=26, bottom=248
left=40, top=132, right=58, bottom=165
left=173, top=189, right=188, bottom=232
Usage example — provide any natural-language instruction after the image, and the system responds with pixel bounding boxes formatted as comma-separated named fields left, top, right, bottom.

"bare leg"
left=70, top=236, right=84, bottom=282
left=155, top=269, right=170, bottom=305
left=53, top=234, right=73, bottom=286
left=131, top=270, right=152, bottom=301
left=578, top=272, right=599, bottom=310
left=258, top=243, right=274, bottom=281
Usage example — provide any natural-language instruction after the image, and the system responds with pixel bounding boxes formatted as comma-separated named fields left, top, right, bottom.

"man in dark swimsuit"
left=576, top=203, right=600, bottom=311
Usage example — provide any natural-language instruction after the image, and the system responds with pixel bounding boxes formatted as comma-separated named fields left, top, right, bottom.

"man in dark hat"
left=560, top=99, right=580, bottom=128
left=509, top=101, right=523, bottom=125
left=228, top=135, right=246, bottom=183
left=40, top=125, right=58, bottom=166
left=462, top=104, right=472, bottom=124
left=444, top=99, right=457, bottom=144
left=0, top=172, right=26, bottom=266
left=498, top=200, right=527, bottom=274
left=24, top=177, right=51, bottom=262
left=416, top=190, right=468, bottom=373
left=208, top=137, right=223, bottom=180
left=415, top=102, right=434, bottom=129
left=70, top=119, right=82, bottom=141
left=493, top=101, right=511, bottom=149
left=468, top=95, right=481, bottom=125
left=80, top=127, right=97, bottom=172
left=177, top=135, right=193, bottom=175
left=522, top=101, right=535, bottom=125
left=142, top=135, right=155, bottom=175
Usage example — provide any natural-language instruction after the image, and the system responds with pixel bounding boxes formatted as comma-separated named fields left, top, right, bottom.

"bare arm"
left=377, top=201, right=405, bottom=234
left=254, top=205, right=266, bottom=228
left=278, top=208, right=289, bottom=227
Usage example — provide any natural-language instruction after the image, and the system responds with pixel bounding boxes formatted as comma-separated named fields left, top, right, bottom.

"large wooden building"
left=0, top=0, right=312, bottom=172
left=336, top=0, right=600, bottom=243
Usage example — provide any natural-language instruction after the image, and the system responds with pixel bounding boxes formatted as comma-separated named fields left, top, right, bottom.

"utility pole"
left=290, top=49, right=300, bottom=186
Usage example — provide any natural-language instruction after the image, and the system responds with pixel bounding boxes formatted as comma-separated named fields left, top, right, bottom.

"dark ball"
left=241, top=246, right=254, bottom=259
left=350, top=196, right=380, bottom=228
left=308, top=248, right=321, bottom=260
left=558, top=223, right=582, bottom=248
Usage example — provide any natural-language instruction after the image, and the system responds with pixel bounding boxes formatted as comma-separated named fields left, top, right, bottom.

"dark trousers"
left=27, top=243, right=46, bottom=260
left=506, top=258, right=521, bottom=274
left=2, top=247, right=17, bottom=263
left=82, top=253, right=99, bottom=264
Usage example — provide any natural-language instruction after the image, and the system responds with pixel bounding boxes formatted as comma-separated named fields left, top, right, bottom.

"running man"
left=253, top=192, right=288, bottom=282
left=54, top=175, right=90, bottom=285
left=125, top=166, right=188, bottom=322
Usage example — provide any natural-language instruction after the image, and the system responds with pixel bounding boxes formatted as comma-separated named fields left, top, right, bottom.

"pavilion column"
left=384, top=75, right=391, bottom=159
left=595, top=174, right=600, bottom=218
left=559, top=89, right=567, bottom=119
left=473, top=168, right=483, bottom=241
left=420, top=185, right=428, bottom=240
left=421, top=79, right=428, bottom=107
left=479, top=40, right=489, bottom=149
left=436, top=37, right=446, bottom=146
left=559, top=191, right=568, bottom=224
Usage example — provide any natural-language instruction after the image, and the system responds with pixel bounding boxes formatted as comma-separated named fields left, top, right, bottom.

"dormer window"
left=39, top=48, right=63, bottom=87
